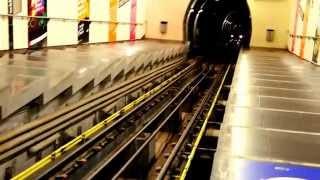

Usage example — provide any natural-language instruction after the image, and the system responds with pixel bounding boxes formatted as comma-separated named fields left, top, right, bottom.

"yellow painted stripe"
left=12, top=65, right=184, bottom=180
left=109, top=0, right=118, bottom=42
left=78, top=0, right=90, bottom=19
left=179, top=66, right=230, bottom=180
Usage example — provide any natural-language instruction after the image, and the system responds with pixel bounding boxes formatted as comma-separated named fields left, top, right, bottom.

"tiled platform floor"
left=212, top=49, right=320, bottom=179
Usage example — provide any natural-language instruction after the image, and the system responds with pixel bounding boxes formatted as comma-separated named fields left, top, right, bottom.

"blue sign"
left=237, top=159, right=320, bottom=180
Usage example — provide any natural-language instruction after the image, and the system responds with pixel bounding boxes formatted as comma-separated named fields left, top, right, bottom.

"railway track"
left=12, top=63, right=232, bottom=180
left=0, top=58, right=191, bottom=178
left=109, top=65, right=231, bottom=180
left=12, top=60, right=199, bottom=179
left=155, top=65, right=231, bottom=180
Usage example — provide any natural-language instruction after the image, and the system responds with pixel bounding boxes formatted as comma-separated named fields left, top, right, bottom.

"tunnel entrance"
left=184, top=0, right=252, bottom=64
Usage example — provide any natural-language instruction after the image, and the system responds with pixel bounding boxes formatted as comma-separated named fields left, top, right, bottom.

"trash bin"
left=160, top=21, right=168, bottom=34
left=266, top=29, right=275, bottom=42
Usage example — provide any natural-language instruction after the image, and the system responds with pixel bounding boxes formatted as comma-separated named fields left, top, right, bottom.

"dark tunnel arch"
left=184, top=0, right=252, bottom=64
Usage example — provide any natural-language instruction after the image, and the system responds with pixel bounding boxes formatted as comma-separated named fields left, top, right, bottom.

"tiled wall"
left=289, top=0, right=320, bottom=65
left=0, top=0, right=146, bottom=50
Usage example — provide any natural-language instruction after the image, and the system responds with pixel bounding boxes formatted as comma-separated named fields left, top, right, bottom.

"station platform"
left=0, top=40, right=186, bottom=120
left=213, top=49, right=320, bottom=179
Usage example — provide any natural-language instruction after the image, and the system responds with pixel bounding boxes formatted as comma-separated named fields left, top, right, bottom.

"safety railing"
left=289, top=34, right=320, bottom=40
left=0, top=13, right=144, bottom=26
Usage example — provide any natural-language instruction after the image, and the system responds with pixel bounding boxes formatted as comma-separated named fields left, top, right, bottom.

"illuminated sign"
left=237, top=159, right=320, bottom=180
left=28, top=0, right=47, bottom=48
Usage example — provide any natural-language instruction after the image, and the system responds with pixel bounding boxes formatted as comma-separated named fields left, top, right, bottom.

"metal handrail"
left=289, top=34, right=320, bottom=40
left=0, top=13, right=144, bottom=25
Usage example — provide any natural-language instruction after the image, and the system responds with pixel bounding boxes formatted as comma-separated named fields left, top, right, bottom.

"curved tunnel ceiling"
left=184, top=0, right=252, bottom=63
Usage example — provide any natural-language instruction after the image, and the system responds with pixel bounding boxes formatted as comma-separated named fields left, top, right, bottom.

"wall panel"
left=0, top=0, right=9, bottom=50
left=0, top=0, right=146, bottom=50
left=13, top=0, right=27, bottom=49
left=289, top=0, right=320, bottom=64
left=89, top=0, right=108, bottom=43
left=47, top=0, right=78, bottom=46
left=117, top=0, right=131, bottom=41
left=89, top=22, right=108, bottom=43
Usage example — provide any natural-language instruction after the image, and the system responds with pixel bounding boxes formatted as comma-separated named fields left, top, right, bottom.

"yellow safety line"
left=179, top=66, right=230, bottom=180
left=12, top=69, right=182, bottom=180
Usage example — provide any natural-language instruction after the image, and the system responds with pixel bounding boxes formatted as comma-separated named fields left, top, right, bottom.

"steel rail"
left=156, top=69, right=222, bottom=180
left=0, top=59, right=185, bottom=163
left=110, top=72, right=208, bottom=180
left=35, top=64, right=197, bottom=180
left=179, top=65, right=231, bottom=180
left=12, top=62, right=196, bottom=180
left=86, top=72, right=205, bottom=180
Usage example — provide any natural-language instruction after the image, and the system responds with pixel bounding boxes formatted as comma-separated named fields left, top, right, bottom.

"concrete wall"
left=145, top=0, right=189, bottom=41
left=247, top=0, right=291, bottom=49
left=145, top=0, right=292, bottom=49
left=1, top=0, right=294, bottom=50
